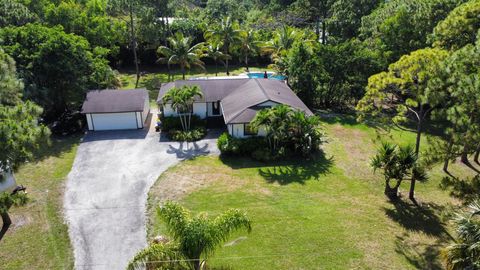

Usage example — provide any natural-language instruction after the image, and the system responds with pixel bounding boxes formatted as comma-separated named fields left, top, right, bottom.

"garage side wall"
left=86, top=113, right=94, bottom=131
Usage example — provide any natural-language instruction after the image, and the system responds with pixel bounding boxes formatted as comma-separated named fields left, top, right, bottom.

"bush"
left=251, top=148, right=275, bottom=162
left=161, top=116, right=206, bottom=131
left=168, top=128, right=206, bottom=142
left=217, top=133, right=268, bottom=156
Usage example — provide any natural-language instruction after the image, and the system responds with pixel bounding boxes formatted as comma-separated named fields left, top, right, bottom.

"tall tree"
left=128, top=201, right=251, bottom=270
left=238, top=29, right=259, bottom=72
left=108, top=0, right=142, bottom=88
left=357, top=48, right=448, bottom=200
left=428, top=31, right=480, bottom=169
left=432, top=0, right=480, bottom=50
left=0, top=101, right=49, bottom=241
left=359, top=0, right=462, bottom=63
left=157, top=33, right=205, bottom=80
left=0, top=0, right=36, bottom=27
left=205, top=17, right=242, bottom=75
left=0, top=49, right=22, bottom=106
left=0, top=24, right=118, bottom=119
left=327, top=0, right=382, bottom=41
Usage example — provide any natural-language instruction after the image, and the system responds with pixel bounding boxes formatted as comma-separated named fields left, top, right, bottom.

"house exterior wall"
left=228, top=123, right=246, bottom=138
left=193, top=103, right=207, bottom=118
left=163, top=102, right=207, bottom=119
left=88, top=112, right=139, bottom=130
left=227, top=124, right=267, bottom=138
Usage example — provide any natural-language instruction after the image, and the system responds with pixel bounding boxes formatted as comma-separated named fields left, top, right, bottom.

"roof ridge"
left=254, top=79, right=269, bottom=100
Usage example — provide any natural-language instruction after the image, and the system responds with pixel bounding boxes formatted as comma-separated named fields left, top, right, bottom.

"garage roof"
left=82, top=89, right=148, bottom=114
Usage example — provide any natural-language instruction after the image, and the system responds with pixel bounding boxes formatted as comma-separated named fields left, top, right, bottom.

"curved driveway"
left=64, top=128, right=218, bottom=270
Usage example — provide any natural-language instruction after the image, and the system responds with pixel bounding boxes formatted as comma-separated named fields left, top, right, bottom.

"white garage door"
left=91, top=112, right=138, bottom=130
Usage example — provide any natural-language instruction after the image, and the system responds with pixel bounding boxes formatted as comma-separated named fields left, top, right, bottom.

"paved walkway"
left=64, top=118, right=219, bottom=270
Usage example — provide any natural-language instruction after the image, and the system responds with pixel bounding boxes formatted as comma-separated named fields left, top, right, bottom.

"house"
left=157, top=78, right=313, bottom=138
left=82, top=89, right=150, bottom=131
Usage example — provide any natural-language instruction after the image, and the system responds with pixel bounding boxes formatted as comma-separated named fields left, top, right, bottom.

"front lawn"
left=0, top=136, right=80, bottom=270
left=147, top=115, right=474, bottom=269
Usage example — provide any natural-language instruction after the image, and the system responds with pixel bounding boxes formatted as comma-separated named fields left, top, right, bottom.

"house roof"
left=82, top=89, right=148, bottom=114
left=157, top=79, right=249, bottom=103
left=157, top=78, right=313, bottom=124
left=222, top=79, right=313, bottom=124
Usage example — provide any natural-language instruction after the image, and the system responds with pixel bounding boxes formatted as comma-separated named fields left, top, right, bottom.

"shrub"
left=217, top=133, right=268, bottom=156
left=168, top=128, right=206, bottom=142
left=251, top=148, right=275, bottom=162
left=161, top=116, right=206, bottom=131
left=217, top=133, right=242, bottom=155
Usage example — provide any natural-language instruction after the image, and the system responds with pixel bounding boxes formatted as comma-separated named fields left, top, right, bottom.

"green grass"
left=0, top=136, right=80, bottom=270
left=118, top=64, right=272, bottom=108
left=147, top=114, right=476, bottom=269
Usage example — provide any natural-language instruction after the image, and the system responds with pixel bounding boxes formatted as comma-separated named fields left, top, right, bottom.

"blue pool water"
left=247, top=72, right=287, bottom=81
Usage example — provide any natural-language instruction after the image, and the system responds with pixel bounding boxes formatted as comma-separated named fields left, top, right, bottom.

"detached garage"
left=82, top=89, right=150, bottom=131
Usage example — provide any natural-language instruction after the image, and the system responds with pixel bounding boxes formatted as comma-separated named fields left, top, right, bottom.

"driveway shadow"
left=166, top=142, right=211, bottom=160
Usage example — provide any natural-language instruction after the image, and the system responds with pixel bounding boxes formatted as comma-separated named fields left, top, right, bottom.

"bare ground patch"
left=325, top=125, right=377, bottom=180
left=149, top=159, right=271, bottom=205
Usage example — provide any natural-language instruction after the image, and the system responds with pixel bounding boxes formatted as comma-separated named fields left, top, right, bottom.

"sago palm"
left=371, top=142, right=427, bottom=199
left=130, top=201, right=252, bottom=270
left=204, top=17, right=242, bottom=75
left=443, top=200, right=480, bottom=270
left=157, top=32, right=205, bottom=80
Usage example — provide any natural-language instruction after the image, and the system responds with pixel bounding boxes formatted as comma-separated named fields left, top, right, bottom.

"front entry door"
left=212, top=101, right=220, bottom=115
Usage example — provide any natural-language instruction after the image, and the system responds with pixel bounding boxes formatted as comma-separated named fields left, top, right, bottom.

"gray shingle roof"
left=222, top=79, right=313, bottom=124
left=157, top=79, right=249, bottom=103
left=157, top=78, right=313, bottom=124
left=82, top=89, right=148, bottom=114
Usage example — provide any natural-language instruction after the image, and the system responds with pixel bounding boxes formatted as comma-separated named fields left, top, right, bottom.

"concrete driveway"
left=64, top=126, right=219, bottom=270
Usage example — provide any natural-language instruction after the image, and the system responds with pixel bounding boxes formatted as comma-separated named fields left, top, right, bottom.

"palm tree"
left=371, top=143, right=427, bottom=199
left=238, top=29, right=259, bottom=72
left=162, top=85, right=203, bottom=133
left=251, top=108, right=274, bottom=149
left=443, top=200, right=480, bottom=270
left=260, top=26, right=313, bottom=74
left=203, top=43, right=230, bottom=76
left=129, top=201, right=252, bottom=270
left=157, top=32, right=205, bottom=80
left=204, top=17, right=242, bottom=76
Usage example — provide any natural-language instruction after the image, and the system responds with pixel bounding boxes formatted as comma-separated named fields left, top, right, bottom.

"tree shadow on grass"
left=384, top=199, right=454, bottom=270
left=383, top=199, right=450, bottom=238
left=32, top=134, right=82, bottom=162
left=394, top=233, right=445, bottom=270
left=257, top=156, right=333, bottom=185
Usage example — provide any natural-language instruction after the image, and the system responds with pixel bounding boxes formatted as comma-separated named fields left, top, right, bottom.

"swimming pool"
left=247, top=72, right=287, bottom=81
